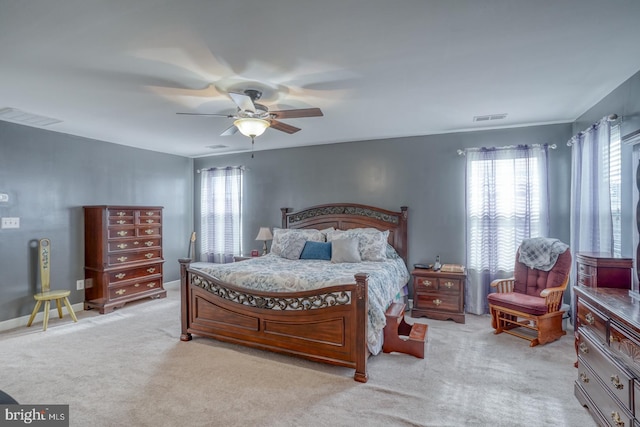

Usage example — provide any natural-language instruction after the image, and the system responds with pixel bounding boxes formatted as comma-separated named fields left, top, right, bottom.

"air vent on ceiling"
left=206, top=144, right=229, bottom=150
left=473, top=113, right=508, bottom=122
left=0, top=107, right=62, bottom=126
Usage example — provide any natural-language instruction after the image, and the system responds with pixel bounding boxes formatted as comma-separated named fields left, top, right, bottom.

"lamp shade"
left=234, top=118, right=270, bottom=137
left=255, top=227, right=273, bottom=241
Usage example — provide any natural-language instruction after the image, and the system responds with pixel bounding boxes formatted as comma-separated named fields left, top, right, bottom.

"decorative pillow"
left=299, top=241, right=332, bottom=260
left=319, top=227, right=335, bottom=241
left=274, top=234, right=307, bottom=260
left=331, top=237, right=361, bottom=263
left=327, top=228, right=389, bottom=261
left=385, top=243, right=400, bottom=259
left=271, top=228, right=324, bottom=258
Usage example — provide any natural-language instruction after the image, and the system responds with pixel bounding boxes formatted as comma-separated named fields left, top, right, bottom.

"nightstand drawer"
left=414, top=292, right=460, bottom=313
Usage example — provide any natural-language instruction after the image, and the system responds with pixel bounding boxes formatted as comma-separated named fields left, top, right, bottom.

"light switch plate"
left=0, top=193, right=8, bottom=203
left=1, top=217, right=20, bottom=229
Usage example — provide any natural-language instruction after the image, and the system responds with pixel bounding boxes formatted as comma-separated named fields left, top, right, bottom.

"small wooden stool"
left=383, top=302, right=427, bottom=359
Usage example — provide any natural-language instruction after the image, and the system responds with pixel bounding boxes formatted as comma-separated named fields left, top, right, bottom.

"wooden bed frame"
left=179, top=203, right=408, bottom=382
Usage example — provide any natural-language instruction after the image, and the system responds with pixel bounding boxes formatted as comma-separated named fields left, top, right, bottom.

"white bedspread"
left=192, top=253, right=410, bottom=354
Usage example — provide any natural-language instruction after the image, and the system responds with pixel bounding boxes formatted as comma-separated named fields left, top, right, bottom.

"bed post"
left=281, top=207, right=292, bottom=228
left=354, top=273, right=369, bottom=383
left=178, top=258, right=192, bottom=342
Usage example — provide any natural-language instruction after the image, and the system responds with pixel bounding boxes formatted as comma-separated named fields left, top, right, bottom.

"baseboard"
left=0, top=280, right=180, bottom=333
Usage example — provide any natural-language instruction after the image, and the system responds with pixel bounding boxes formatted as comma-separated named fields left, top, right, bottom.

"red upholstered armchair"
left=488, top=243, right=571, bottom=347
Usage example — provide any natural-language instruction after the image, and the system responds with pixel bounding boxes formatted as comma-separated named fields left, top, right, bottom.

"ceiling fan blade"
left=270, top=120, right=301, bottom=134
left=220, top=125, right=238, bottom=136
left=270, top=108, right=323, bottom=119
left=176, top=112, right=234, bottom=118
left=228, top=92, right=256, bottom=113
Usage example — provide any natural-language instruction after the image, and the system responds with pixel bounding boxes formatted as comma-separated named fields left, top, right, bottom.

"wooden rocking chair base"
left=383, top=302, right=428, bottom=358
left=490, top=304, right=565, bottom=347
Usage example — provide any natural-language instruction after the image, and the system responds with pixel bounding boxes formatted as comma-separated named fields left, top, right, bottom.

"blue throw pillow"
left=299, top=241, right=332, bottom=260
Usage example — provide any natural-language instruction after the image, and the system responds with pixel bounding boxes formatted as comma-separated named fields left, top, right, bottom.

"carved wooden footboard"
left=179, top=259, right=370, bottom=382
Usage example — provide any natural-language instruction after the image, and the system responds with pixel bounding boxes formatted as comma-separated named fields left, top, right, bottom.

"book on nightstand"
left=440, top=264, right=465, bottom=273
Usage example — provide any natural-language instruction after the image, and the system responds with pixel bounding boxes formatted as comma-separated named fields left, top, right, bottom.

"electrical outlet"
left=76, top=279, right=84, bottom=290
left=1, top=217, right=20, bottom=229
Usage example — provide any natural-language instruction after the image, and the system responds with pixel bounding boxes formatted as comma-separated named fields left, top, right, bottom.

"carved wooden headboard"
left=281, top=203, right=408, bottom=262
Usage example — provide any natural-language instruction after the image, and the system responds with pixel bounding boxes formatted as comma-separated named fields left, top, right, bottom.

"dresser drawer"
left=108, top=227, right=135, bottom=239
left=109, top=216, right=134, bottom=226
left=107, top=238, right=161, bottom=252
left=576, top=300, right=608, bottom=343
left=577, top=273, right=593, bottom=288
left=108, top=249, right=162, bottom=266
left=578, top=330, right=633, bottom=411
left=136, top=226, right=161, bottom=237
left=108, top=263, right=163, bottom=284
left=609, top=321, right=640, bottom=377
left=109, top=278, right=162, bottom=300
left=414, top=292, right=460, bottom=313
left=139, top=209, right=162, bottom=219
left=577, top=358, right=633, bottom=427
left=108, top=208, right=135, bottom=218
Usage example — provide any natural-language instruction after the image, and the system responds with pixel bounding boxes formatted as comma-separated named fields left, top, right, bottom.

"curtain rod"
left=196, top=166, right=247, bottom=173
left=567, top=114, right=619, bottom=147
left=457, top=143, right=557, bottom=156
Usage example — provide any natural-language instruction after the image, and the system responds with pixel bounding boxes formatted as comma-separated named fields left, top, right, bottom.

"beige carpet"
left=1, top=283, right=595, bottom=427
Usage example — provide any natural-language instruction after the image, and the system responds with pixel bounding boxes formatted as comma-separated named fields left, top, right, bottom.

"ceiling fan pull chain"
left=251, top=136, right=255, bottom=158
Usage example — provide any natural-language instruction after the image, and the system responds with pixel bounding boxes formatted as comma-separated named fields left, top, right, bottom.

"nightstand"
left=411, top=269, right=466, bottom=324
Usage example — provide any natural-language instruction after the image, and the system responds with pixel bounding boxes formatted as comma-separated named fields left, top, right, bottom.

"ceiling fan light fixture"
left=234, top=118, right=270, bottom=137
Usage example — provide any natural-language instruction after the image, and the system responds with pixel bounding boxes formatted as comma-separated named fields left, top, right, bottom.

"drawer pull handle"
left=422, top=280, right=432, bottom=287
left=145, top=241, right=154, bottom=247
left=117, top=212, right=126, bottom=217
left=146, top=219, right=154, bottom=224
left=579, top=342, right=589, bottom=354
left=147, top=267, right=156, bottom=273
left=117, top=243, right=128, bottom=249
left=144, top=229, right=154, bottom=235
left=117, top=220, right=126, bottom=225
left=444, top=281, right=454, bottom=289
left=134, top=283, right=140, bottom=288
left=611, top=411, right=625, bottom=427
left=115, top=289, right=126, bottom=295
left=579, top=372, right=589, bottom=384
left=117, top=231, right=128, bottom=236
left=117, top=256, right=128, bottom=262
left=145, top=253, right=154, bottom=259
left=147, top=283, right=156, bottom=288
left=610, top=375, right=624, bottom=390
left=115, top=273, right=126, bottom=279
left=585, top=313, right=595, bottom=325
left=433, top=299, right=442, bottom=306
left=146, top=211, right=155, bottom=216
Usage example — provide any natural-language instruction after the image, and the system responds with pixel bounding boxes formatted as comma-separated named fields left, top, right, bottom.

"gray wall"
left=194, top=123, right=573, bottom=293
left=0, top=121, right=193, bottom=322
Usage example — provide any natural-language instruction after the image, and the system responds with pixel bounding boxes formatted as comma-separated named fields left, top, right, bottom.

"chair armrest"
left=490, top=278, right=515, bottom=293
left=540, top=282, right=568, bottom=313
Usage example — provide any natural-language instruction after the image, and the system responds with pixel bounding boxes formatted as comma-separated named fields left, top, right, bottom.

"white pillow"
left=331, top=237, right=361, bottom=263
left=271, top=228, right=324, bottom=258
left=327, top=228, right=389, bottom=261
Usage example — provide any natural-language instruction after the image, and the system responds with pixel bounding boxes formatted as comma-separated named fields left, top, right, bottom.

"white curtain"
left=200, top=167, right=243, bottom=263
left=465, top=145, right=550, bottom=314
left=569, top=118, right=613, bottom=257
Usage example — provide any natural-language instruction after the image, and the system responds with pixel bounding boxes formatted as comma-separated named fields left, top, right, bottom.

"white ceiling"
left=2, top=0, right=640, bottom=158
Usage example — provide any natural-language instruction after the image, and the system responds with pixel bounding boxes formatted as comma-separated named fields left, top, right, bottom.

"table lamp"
left=255, top=227, right=273, bottom=255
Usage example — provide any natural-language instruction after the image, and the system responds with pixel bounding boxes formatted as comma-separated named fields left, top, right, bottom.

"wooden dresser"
left=575, top=286, right=640, bottom=427
left=83, top=205, right=166, bottom=314
left=411, top=269, right=466, bottom=323
left=576, top=252, right=632, bottom=289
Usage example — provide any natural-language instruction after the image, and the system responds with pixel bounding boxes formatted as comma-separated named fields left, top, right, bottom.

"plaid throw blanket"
left=518, top=237, right=569, bottom=271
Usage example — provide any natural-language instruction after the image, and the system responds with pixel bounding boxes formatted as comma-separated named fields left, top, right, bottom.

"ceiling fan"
left=177, top=89, right=323, bottom=139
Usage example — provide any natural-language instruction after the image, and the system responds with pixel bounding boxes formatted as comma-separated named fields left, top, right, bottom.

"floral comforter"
left=192, top=253, right=410, bottom=354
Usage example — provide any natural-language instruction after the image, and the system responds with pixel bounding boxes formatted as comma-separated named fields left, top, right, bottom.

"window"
left=608, top=123, right=622, bottom=257
left=200, top=167, right=243, bottom=262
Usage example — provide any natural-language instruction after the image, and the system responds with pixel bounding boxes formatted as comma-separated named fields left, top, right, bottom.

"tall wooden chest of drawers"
left=575, top=286, right=640, bottom=427
left=83, top=205, right=166, bottom=314
left=411, top=269, right=466, bottom=324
